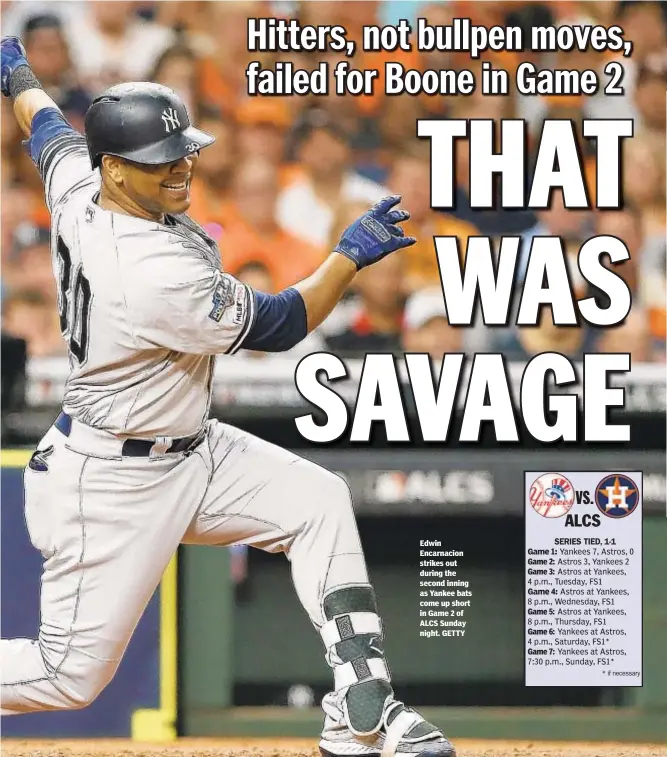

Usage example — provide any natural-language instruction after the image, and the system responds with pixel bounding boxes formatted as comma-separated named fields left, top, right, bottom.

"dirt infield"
left=2, top=739, right=666, bottom=757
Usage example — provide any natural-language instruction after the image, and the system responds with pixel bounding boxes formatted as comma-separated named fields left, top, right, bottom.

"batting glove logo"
left=360, top=215, right=391, bottom=243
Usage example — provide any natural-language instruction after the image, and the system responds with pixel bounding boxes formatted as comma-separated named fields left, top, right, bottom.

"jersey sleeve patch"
left=208, top=273, right=247, bottom=325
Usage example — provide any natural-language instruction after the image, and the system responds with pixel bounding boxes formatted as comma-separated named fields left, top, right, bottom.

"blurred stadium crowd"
left=1, top=0, right=666, bottom=367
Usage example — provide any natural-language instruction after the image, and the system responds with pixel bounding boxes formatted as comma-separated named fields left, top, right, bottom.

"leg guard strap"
left=333, top=657, right=390, bottom=690
left=382, top=701, right=445, bottom=756
left=321, top=612, right=382, bottom=649
left=383, top=709, right=424, bottom=757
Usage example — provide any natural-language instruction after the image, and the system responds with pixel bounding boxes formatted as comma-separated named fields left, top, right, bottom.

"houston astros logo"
left=529, top=473, right=574, bottom=518
left=161, top=107, right=181, bottom=133
left=595, top=475, right=639, bottom=518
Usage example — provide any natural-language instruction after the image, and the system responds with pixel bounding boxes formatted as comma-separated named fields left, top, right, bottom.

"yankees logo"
left=161, top=107, right=181, bottom=133
left=529, top=473, right=574, bottom=518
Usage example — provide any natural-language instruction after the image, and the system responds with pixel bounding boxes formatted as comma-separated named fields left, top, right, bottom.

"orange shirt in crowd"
left=187, top=182, right=227, bottom=229
left=219, top=212, right=326, bottom=291
left=188, top=165, right=304, bottom=229
left=197, top=56, right=236, bottom=114
left=400, top=214, right=479, bottom=292
left=30, top=195, right=51, bottom=228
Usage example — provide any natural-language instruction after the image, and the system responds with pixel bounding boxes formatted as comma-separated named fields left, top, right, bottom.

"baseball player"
left=0, top=37, right=455, bottom=757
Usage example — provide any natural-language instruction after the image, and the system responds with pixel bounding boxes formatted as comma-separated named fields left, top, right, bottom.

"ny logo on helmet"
left=161, top=107, right=181, bottom=133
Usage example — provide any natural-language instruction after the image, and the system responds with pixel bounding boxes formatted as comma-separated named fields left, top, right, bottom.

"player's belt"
left=54, top=412, right=204, bottom=457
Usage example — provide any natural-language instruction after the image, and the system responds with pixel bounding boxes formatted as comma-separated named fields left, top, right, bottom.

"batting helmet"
left=84, top=82, right=215, bottom=169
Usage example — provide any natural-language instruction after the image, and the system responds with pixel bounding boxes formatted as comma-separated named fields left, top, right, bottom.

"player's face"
left=120, top=153, right=200, bottom=216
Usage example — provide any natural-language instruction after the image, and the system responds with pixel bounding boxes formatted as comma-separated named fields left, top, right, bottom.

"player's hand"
left=333, top=195, right=416, bottom=270
left=1, top=37, right=29, bottom=98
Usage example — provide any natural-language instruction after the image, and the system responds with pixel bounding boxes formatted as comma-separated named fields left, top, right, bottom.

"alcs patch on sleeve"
left=208, top=273, right=235, bottom=322
left=208, top=273, right=248, bottom=327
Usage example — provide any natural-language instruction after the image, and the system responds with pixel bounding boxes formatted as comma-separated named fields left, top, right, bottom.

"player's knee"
left=57, top=673, right=112, bottom=710
left=50, top=659, right=116, bottom=710
left=324, top=473, right=355, bottom=523
left=297, top=462, right=354, bottom=527
left=69, top=678, right=109, bottom=709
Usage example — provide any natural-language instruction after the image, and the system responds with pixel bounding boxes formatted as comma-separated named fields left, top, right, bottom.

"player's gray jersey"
left=43, top=133, right=254, bottom=438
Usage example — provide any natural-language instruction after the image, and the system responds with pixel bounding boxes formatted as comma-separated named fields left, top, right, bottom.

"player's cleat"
left=319, top=694, right=456, bottom=757
left=317, top=585, right=455, bottom=757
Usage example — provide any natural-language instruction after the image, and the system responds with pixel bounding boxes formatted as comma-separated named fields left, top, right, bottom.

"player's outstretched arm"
left=1, top=37, right=62, bottom=135
left=124, top=198, right=414, bottom=358
left=2, top=36, right=93, bottom=212
left=292, top=253, right=358, bottom=333
left=295, top=194, right=415, bottom=332
left=242, top=196, right=415, bottom=352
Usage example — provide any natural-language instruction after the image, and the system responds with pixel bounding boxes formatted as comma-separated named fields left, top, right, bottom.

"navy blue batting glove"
left=1, top=37, right=29, bottom=98
left=334, top=195, right=417, bottom=270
